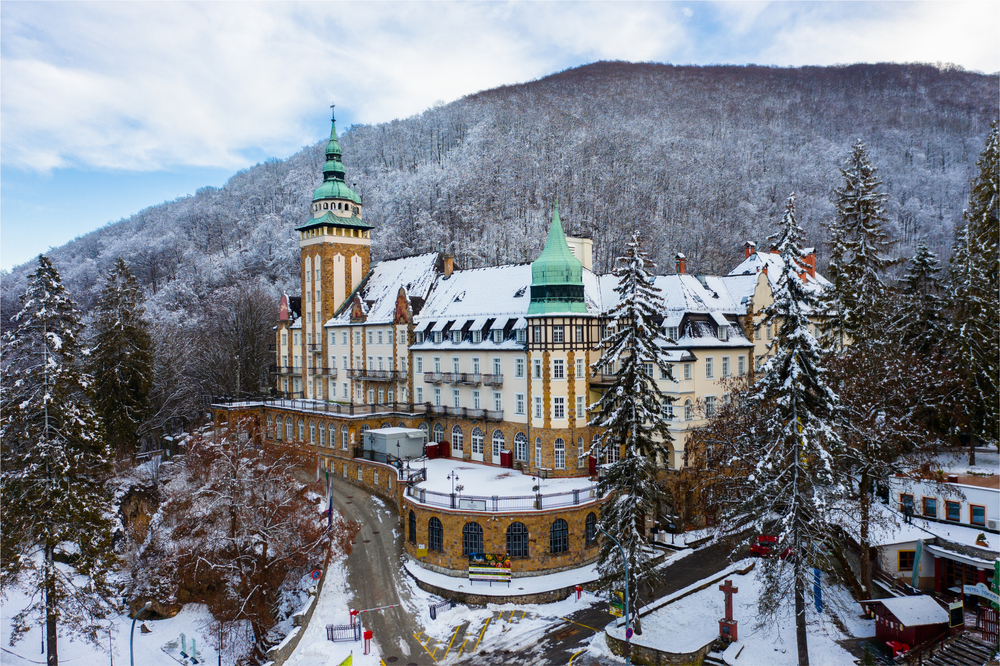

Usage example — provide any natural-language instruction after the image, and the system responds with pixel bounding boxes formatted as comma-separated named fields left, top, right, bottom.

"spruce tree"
left=946, top=122, right=999, bottom=445
left=715, top=196, right=845, bottom=666
left=89, top=258, right=154, bottom=459
left=1, top=256, right=118, bottom=665
left=821, top=140, right=894, bottom=351
left=893, top=241, right=946, bottom=355
left=590, top=233, right=674, bottom=633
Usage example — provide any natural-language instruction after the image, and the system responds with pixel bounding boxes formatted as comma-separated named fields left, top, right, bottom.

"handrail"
left=406, top=484, right=598, bottom=512
left=896, top=628, right=952, bottom=665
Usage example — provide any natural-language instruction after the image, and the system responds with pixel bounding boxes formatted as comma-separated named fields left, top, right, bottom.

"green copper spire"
left=528, top=202, right=587, bottom=314
left=313, top=107, right=361, bottom=204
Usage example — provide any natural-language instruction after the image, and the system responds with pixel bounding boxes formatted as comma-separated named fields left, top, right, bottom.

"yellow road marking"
left=519, top=610, right=526, bottom=620
left=473, top=616, right=491, bottom=652
left=412, top=632, right=438, bottom=663
left=560, top=617, right=601, bottom=632
left=442, top=625, right=461, bottom=658
left=568, top=649, right=586, bottom=664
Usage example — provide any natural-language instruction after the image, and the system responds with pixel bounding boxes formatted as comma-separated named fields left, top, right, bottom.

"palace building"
left=213, top=111, right=829, bottom=578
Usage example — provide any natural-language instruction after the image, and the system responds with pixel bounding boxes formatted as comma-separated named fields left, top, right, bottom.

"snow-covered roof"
left=867, top=501, right=1000, bottom=554
left=865, top=596, right=948, bottom=627
left=326, top=252, right=439, bottom=326
left=728, top=251, right=831, bottom=292
left=418, top=264, right=533, bottom=320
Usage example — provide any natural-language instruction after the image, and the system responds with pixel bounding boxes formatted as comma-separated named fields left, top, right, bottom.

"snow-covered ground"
left=927, top=449, right=999, bottom=477
left=1, top=585, right=220, bottom=666
left=606, top=560, right=873, bottom=666
left=413, top=458, right=595, bottom=496
left=869, top=501, right=1000, bottom=553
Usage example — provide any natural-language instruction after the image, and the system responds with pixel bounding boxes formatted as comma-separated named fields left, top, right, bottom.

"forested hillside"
left=3, top=61, right=995, bottom=325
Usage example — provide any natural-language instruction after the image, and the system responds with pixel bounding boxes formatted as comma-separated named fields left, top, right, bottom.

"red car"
left=749, top=535, right=793, bottom=558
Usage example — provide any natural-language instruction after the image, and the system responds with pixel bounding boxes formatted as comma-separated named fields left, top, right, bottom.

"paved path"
left=326, top=476, right=434, bottom=665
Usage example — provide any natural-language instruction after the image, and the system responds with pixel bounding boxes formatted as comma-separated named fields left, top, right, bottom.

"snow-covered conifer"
left=892, top=241, right=945, bottom=355
left=88, top=258, right=154, bottom=459
left=0, top=256, right=117, bottom=666
left=590, top=233, right=673, bottom=632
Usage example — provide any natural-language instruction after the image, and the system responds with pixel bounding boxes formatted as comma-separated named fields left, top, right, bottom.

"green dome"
left=528, top=202, right=586, bottom=314
left=312, top=113, right=361, bottom=205
left=313, top=179, right=362, bottom=204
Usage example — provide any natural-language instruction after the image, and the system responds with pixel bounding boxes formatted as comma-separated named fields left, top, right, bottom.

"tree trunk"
left=795, top=554, right=810, bottom=666
left=45, top=543, right=59, bottom=666
left=859, top=474, right=873, bottom=600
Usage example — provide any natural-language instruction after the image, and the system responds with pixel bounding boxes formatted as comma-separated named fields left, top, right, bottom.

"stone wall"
left=262, top=559, right=330, bottom=666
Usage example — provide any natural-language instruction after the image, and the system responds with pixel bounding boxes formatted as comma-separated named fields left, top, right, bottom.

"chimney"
left=947, top=474, right=958, bottom=484
left=744, top=241, right=757, bottom=259
left=769, top=244, right=780, bottom=254
left=675, top=252, right=686, bottom=275
left=278, top=294, right=289, bottom=321
left=802, top=248, right=816, bottom=279
left=443, top=253, right=454, bottom=278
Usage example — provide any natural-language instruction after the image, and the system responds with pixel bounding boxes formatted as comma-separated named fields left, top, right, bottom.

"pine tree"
left=0, top=256, right=117, bottom=666
left=88, top=258, right=154, bottom=459
left=714, top=196, right=845, bottom=666
left=893, top=241, right=946, bottom=355
left=821, top=140, right=894, bottom=351
left=946, top=122, right=999, bottom=445
left=590, top=233, right=674, bottom=633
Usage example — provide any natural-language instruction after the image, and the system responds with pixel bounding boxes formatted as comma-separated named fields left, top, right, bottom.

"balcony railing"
left=588, top=372, right=618, bottom=386
left=308, top=366, right=338, bottom=378
left=407, top=484, right=598, bottom=512
left=457, top=373, right=482, bottom=385
left=347, top=369, right=407, bottom=381
left=424, top=372, right=444, bottom=384
left=481, top=374, right=503, bottom=387
left=308, top=344, right=323, bottom=353
left=420, top=372, right=503, bottom=387
left=269, top=364, right=297, bottom=375
left=216, top=397, right=430, bottom=417
left=423, top=405, right=503, bottom=421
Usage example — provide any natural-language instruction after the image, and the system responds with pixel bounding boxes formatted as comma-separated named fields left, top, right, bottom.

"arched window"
left=554, top=438, right=565, bottom=469
left=585, top=513, right=597, bottom=546
left=319, top=423, right=325, bottom=447
left=492, top=430, right=505, bottom=459
left=361, top=424, right=370, bottom=434
left=605, top=443, right=620, bottom=464
left=408, top=510, right=416, bottom=544
left=471, top=427, right=484, bottom=454
left=428, top=517, right=443, bottom=552
left=329, top=424, right=335, bottom=448
left=452, top=426, right=464, bottom=452
left=432, top=423, right=444, bottom=443
left=309, top=421, right=316, bottom=443
left=550, top=519, right=569, bottom=554
left=507, top=522, right=529, bottom=558
left=297, top=419, right=305, bottom=441
left=341, top=425, right=349, bottom=450
left=285, top=417, right=293, bottom=441
left=535, top=437, right=542, bottom=465
left=514, top=433, right=528, bottom=461
left=397, top=422, right=406, bottom=428
left=381, top=422, right=392, bottom=429
left=578, top=436, right=585, bottom=468
left=266, top=415, right=273, bottom=438
left=684, top=398, right=693, bottom=421
left=462, top=522, right=483, bottom=556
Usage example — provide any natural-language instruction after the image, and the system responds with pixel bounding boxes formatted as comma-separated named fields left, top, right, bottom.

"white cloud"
left=1, top=1, right=996, bottom=174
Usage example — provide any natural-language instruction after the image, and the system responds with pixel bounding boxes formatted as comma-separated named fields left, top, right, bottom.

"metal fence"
left=407, top=485, right=598, bottom=512
left=326, top=623, right=362, bottom=642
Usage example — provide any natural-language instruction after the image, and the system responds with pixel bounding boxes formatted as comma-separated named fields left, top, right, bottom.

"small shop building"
left=860, top=595, right=949, bottom=648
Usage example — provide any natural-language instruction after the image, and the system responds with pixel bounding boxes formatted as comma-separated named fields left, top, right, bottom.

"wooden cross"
left=719, top=579, right=738, bottom=621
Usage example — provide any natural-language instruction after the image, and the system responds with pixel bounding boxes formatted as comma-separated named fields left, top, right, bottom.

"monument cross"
left=718, top=578, right=739, bottom=642
left=719, top=579, right=738, bottom=621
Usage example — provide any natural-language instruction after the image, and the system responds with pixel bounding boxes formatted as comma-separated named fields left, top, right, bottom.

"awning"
left=925, top=544, right=998, bottom=569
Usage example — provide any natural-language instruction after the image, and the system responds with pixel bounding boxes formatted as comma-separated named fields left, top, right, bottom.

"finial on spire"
left=330, top=103, right=336, bottom=121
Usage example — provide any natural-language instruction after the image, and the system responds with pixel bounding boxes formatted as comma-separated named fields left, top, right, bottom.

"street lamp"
left=448, top=471, right=460, bottom=494
left=596, top=525, right=632, bottom=665
left=130, top=601, right=152, bottom=666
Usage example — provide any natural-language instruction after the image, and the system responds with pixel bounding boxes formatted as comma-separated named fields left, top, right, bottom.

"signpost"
left=609, top=591, right=624, bottom=618
left=949, top=601, right=964, bottom=628
left=468, top=553, right=511, bottom=587
left=964, top=583, right=1000, bottom=606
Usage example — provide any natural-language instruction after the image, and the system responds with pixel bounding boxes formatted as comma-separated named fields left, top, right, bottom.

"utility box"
left=362, top=428, right=427, bottom=461
left=426, top=443, right=439, bottom=459
left=500, top=450, right=513, bottom=468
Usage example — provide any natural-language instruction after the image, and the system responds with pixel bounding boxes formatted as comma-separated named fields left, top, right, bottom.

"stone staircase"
left=916, top=633, right=996, bottom=666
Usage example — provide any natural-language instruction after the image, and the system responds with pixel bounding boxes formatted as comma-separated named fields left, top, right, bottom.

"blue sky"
left=2, top=1, right=997, bottom=271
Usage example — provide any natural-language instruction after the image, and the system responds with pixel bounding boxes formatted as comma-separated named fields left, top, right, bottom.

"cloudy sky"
left=2, top=1, right=997, bottom=270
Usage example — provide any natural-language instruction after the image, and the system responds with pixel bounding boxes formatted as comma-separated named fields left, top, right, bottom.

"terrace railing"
left=406, top=484, right=598, bottom=512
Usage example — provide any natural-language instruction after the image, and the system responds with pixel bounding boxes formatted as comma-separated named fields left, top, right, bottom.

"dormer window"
left=415, top=332, right=424, bottom=344
left=516, top=329, right=526, bottom=344
left=433, top=331, right=442, bottom=344
left=472, top=330, right=482, bottom=344
left=492, top=329, right=503, bottom=343
left=718, top=325, right=729, bottom=342
left=666, top=326, right=679, bottom=341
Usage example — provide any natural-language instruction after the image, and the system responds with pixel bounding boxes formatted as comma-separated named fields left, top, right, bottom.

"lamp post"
left=596, top=525, right=631, bottom=664
left=448, top=471, right=459, bottom=508
left=130, top=601, right=152, bottom=666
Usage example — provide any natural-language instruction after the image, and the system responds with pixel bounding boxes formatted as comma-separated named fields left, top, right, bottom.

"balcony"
left=347, top=369, right=407, bottom=381
left=308, top=366, right=338, bottom=378
left=308, top=344, right=323, bottom=353
left=424, top=372, right=445, bottom=384
left=423, top=405, right=504, bottom=421
left=481, top=374, right=503, bottom=387
left=269, top=364, right=298, bottom=376
left=217, top=397, right=429, bottom=417
left=588, top=372, right=618, bottom=386
left=458, top=373, right=482, bottom=386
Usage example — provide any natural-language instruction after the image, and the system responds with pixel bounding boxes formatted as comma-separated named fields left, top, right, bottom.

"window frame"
left=428, top=517, right=444, bottom=552
left=550, top=518, right=569, bottom=554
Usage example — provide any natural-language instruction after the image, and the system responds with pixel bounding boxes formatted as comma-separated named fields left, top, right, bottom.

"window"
left=898, top=550, right=915, bottom=572
left=433, top=388, right=441, bottom=406
left=533, top=326, right=542, bottom=343
left=533, top=359, right=542, bottom=379
left=378, top=388, right=385, bottom=404
left=971, top=505, right=986, bottom=526
left=358, top=467, right=363, bottom=481
left=493, top=391, right=502, bottom=412
left=492, top=329, right=503, bottom=343
left=428, top=518, right=443, bottom=552
left=507, top=522, right=529, bottom=558
left=340, top=425, right=349, bottom=450
left=377, top=331, right=383, bottom=345
left=342, top=331, right=348, bottom=345
left=416, top=356, right=423, bottom=374
left=705, top=357, right=714, bottom=379
left=684, top=399, right=693, bottom=421
left=367, top=330, right=373, bottom=345
left=722, top=356, right=731, bottom=378
left=309, top=421, right=316, bottom=443
left=666, top=326, right=679, bottom=341
left=374, top=470, right=379, bottom=485
left=738, top=355, right=746, bottom=376
left=554, top=438, right=565, bottom=469
left=605, top=442, right=620, bottom=464
left=377, top=356, right=384, bottom=370
left=585, top=513, right=597, bottom=546
left=471, top=330, right=482, bottom=344
left=705, top=396, right=717, bottom=418
left=553, top=326, right=564, bottom=343
left=515, top=358, right=525, bottom=378
left=452, top=389, right=460, bottom=408
left=663, top=400, right=674, bottom=419
left=946, top=501, right=961, bottom=522
left=576, top=395, right=585, bottom=419
left=535, top=437, right=542, bottom=465
left=463, top=522, right=483, bottom=556
left=551, top=359, right=565, bottom=379
left=472, top=357, right=481, bottom=374
left=368, top=388, right=375, bottom=404
left=492, top=430, right=505, bottom=459
left=550, top=519, right=569, bottom=554
left=641, top=362, right=653, bottom=378
left=766, top=324, right=773, bottom=340
left=718, top=325, right=729, bottom=342
left=514, top=433, right=528, bottom=461
left=433, top=331, right=442, bottom=344
left=576, top=325, right=584, bottom=342
left=661, top=365, right=670, bottom=380
left=492, top=357, right=501, bottom=376
left=534, top=396, right=543, bottom=419
left=899, top=493, right=914, bottom=513
left=452, top=357, right=461, bottom=374
left=452, top=426, right=464, bottom=452
left=922, top=497, right=937, bottom=517
left=416, top=387, right=424, bottom=403
left=471, top=427, right=484, bottom=454
left=472, top=390, right=481, bottom=409
left=515, top=393, right=525, bottom=415
left=576, top=358, right=584, bottom=378
left=517, top=329, right=527, bottom=344
left=554, top=397, right=565, bottom=419
left=578, top=436, right=585, bottom=467
left=415, top=331, right=424, bottom=344
left=368, top=356, right=373, bottom=369
left=684, top=363, right=692, bottom=380
left=298, top=419, right=305, bottom=440
left=387, top=329, right=393, bottom=345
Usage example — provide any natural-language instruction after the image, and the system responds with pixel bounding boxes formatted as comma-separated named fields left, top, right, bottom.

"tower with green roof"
left=528, top=203, right=587, bottom=314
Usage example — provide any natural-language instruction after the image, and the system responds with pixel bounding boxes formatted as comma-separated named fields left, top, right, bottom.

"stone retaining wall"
left=262, top=560, right=330, bottom=666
